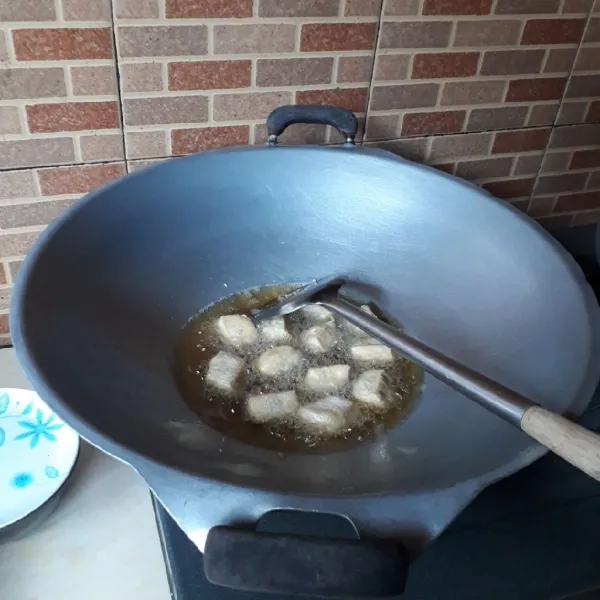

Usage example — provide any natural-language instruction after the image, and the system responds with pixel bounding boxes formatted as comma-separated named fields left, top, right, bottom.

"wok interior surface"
left=14, top=146, right=599, bottom=496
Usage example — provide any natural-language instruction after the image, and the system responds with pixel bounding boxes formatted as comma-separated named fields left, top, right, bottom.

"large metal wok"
left=11, top=106, right=600, bottom=596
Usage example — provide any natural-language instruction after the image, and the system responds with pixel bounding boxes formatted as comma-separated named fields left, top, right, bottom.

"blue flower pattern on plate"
left=14, top=409, right=64, bottom=448
left=0, top=427, right=4, bottom=448
left=45, top=466, right=59, bottom=479
left=11, top=472, right=34, bottom=488
left=0, top=393, right=8, bottom=415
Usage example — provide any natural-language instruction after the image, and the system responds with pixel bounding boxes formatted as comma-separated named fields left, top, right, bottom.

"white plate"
left=0, top=388, right=79, bottom=529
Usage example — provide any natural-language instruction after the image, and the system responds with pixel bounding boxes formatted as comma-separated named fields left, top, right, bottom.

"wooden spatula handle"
left=521, top=406, right=600, bottom=482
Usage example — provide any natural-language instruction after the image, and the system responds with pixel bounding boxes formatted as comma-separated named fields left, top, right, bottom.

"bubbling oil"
left=172, top=285, right=422, bottom=452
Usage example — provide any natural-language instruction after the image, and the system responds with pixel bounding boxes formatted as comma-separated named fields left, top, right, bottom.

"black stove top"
left=153, top=225, right=600, bottom=600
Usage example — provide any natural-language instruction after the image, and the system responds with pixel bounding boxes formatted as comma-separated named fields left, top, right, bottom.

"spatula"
left=253, top=277, right=600, bottom=482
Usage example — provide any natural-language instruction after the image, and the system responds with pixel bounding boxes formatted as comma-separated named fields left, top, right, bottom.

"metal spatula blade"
left=251, top=277, right=345, bottom=322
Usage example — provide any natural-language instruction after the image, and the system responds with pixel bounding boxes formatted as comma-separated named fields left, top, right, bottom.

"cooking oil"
left=172, top=285, right=422, bottom=452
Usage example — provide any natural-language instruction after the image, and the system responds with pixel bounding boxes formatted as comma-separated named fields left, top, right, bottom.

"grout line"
left=250, top=58, right=257, bottom=89
left=162, top=61, right=168, bottom=91
left=107, top=0, right=127, bottom=164
left=331, top=55, right=340, bottom=84
left=54, top=0, right=64, bottom=22
left=207, top=23, right=214, bottom=55
left=362, top=0, right=385, bottom=141
left=528, top=1, right=597, bottom=212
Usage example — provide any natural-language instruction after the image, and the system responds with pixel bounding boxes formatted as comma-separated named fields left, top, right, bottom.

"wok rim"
left=9, top=145, right=600, bottom=497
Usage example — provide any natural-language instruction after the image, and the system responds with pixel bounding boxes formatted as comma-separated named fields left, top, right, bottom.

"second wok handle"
left=521, top=407, right=600, bottom=482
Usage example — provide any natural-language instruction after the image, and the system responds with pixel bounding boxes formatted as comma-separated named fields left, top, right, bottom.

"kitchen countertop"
left=0, top=348, right=172, bottom=600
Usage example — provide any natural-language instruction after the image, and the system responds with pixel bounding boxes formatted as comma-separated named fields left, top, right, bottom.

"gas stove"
left=153, top=224, right=600, bottom=600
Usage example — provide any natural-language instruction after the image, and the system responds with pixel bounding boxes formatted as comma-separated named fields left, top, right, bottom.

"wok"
left=11, top=106, right=600, bottom=597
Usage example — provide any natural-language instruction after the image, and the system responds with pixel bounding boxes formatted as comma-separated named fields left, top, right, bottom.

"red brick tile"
left=528, top=196, right=556, bottom=217
left=506, top=78, right=567, bottom=102
left=483, top=178, right=536, bottom=199
left=27, top=102, right=118, bottom=133
left=346, top=0, right=382, bottom=15
left=401, top=110, right=465, bottom=136
left=521, top=19, right=586, bottom=45
left=259, top=0, right=340, bottom=16
left=586, top=101, right=600, bottom=122
left=259, top=57, right=334, bottom=86
left=562, top=0, right=595, bottom=13
left=570, top=149, right=600, bottom=169
left=172, top=126, right=249, bottom=155
left=296, top=88, right=368, bottom=113
left=555, top=191, right=600, bottom=212
left=495, top=0, right=560, bottom=14
left=337, top=56, right=373, bottom=84
left=168, top=60, right=250, bottom=91
left=584, top=17, right=600, bottom=42
left=300, top=24, right=376, bottom=52
left=573, top=210, right=600, bottom=226
left=492, top=129, right=551, bottom=154
left=456, top=157, right=514, bottom=180
left=412, top=52, right=479, bottom=79
left=423, top=0, right=491, bottom=14
left=535, top=173, right=589, bottom=194
left=166, top=0, right=253, bottom=18
left=536, top=214, right=574, bottom=230
left=38, top=164, right=125, bottom=196
left=382, top=21, right=453, bottom=48
left=13, top=28, right=112, bottom=61
left=433, top=163, right=456, bottom=174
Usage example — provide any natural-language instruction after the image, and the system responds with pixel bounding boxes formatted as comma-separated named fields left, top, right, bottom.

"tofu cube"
left=300, top=322, right=337, bottom=354
left=297, top=396, right=352, bottom=434
left=247, top=391, right=298, bottom=423
left=304, top=365, right=350, bottom=393
left=301, top=304, right=333, bottom=323
left=216, top=314, right=258, bottom=347
left=313, top=395, right=353, bottom=414
left=258, top=316, right=291, bottom=343
left=352, top=369, right=387, bottom=407
left=350, top=344, right=394, bottom=365
left=206, top=351, right=244, bottom=393
left=256, top=345, right=302, bottom=378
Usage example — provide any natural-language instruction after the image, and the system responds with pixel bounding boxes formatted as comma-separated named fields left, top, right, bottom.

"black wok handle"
left=266, top=105, right=358, bottom=146
left=204, top=526, right=409, bottom=598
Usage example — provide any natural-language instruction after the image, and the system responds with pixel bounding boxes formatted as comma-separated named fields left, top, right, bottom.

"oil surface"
left=172, top=285, right=422, bottom=452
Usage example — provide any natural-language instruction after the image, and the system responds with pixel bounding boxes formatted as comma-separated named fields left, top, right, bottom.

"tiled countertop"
left=0, top=348, right=171, bottom=600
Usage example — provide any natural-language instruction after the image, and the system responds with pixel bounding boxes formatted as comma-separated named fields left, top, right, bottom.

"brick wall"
left=0, top=0, right=599, bottom=343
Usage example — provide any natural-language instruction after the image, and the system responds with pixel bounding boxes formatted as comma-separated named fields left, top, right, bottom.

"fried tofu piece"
left=257, top=316, right=291, bottom=343
left=352, top=369, right=387, bottom=407
left=205, top=351, right=244, bottom=393
left=297, top=396, right=352, bottom=434
left=301, top=304, right=333, bottom=323
left=256, top=345, right=302, bottom=378
left=304, top=365, right=350, bottom=393
left=247, top=391, right=298, bottom=423
left=350, top=344, right=394, bottom=365
left=216, top=314, right=258, bottom=347
left=300, top=322, right=337, bottom=354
